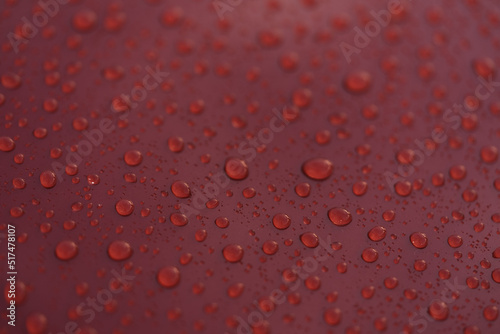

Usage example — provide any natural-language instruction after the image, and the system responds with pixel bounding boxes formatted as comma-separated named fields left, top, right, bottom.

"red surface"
left=1, top=0, right=500, bottom=333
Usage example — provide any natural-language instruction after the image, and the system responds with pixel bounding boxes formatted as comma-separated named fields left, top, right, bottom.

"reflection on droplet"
left=324, top=307, right=342, bottom=326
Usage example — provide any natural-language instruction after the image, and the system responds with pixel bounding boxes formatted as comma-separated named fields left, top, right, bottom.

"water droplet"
left=480, top=145, right=498, bottom=163
left=328, top=208, right=352, bottom=226
left=123, top=150, right=143, bottom=166
left=305, top=275, right=321, bottom=290
left=324, top=307, right=342, bottom=326
left=410, top=232, right=428, bottom=249
left=13, top=178, right=26, bottom=189
left=343, top=70, right=372, bottom=94
left=394, top=180, right=412, bottom=196
left=108, top=240, right=133, bottom=261
left=302, top=158, right=333, bottom=180
left=215, top=217, right=229, bottom=229
left=1, top=72, right=22, bottom=89
left=272, top=213, right=291, bottom=230
left=72, top=9, right=98, bottom=32
left=483, top=305, right=498, bottom=321
left=447, top=235, right=463, bottom=248
left=157, top=266, right=180, bottom=288
left=491, top=268, right=500, bottom=283
left=295, top=182, right=311, bottom=197
left=115, top=199, right=134, bottom=216
left=262, top=240, right=279, bottom=255
left=428, top=300, right=449, bottom=321
left=396, top=149, right=415, bottom=165
left=224, top=158, right=248, bottom=180
left=0, top=136, right=15, bottom=152
left=26, top=312, right=47, bottom=334
left=55, top=240, right=78, bottom=260
left=368, top=226, right=386, bottom=241
left=161, top=7, right=184, bottom=27
left=171, top=181, right=191, bottom=198
left=227, top=283, right=245, bottom=298
left=449, top=165, right=467, bottom=180
left=414, top=259, right=427, bottom=272
left=384, top=276, right=398, bottom=289
left=222, top=244, right=244, bottom=263
left=472, top=57, right=495, bottom=78
left=168, top=136, right=184, bottom=153
left=361, top=248, right=378, bottom=263
left=170, top=213, right=188, bottom=226
left=40, top=171, right=56, bottom=189
left=300, top=232, right=319, bottom=248
left=463, top=325, right=481, bottom=334
left=352, top=181, right=368, bottom=196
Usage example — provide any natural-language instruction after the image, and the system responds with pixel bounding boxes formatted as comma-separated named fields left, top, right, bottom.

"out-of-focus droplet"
left=324, top=307, right=342, bottom=326
left=72, top=9, right=98, bottom=32
left=227, top=283, right=244, bottom=298
left=343, top=70, right=372, bottom=94
left=483, top=305, right=498, bottom=321
left=480, top=145, right=498, bottom=163
left=1, top=72, right=22, bottom=90
left=449, top=165, right=467, bottom=180
left=26, top=312, right=47, bottom=334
